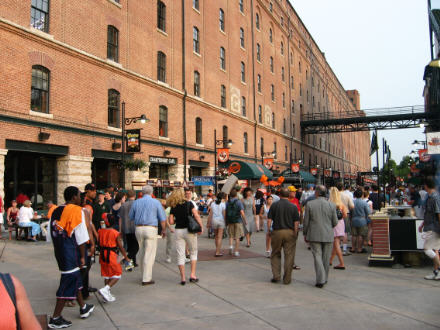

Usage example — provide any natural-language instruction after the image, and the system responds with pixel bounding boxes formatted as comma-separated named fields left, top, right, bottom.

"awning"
left=224, top=160, right=273, bottom=180
left=280, top=169, right=316, bottom=183
left=299, top=171, right=316, bottom=183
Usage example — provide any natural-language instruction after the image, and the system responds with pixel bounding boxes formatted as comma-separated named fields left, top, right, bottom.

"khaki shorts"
left=352, top=225, right=368, bottom=239
left=228, top=223, right=244, bottom=239
left=423, top=231, right=440, bottom=251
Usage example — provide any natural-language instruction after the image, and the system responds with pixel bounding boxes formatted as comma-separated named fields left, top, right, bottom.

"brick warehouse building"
left=0, top=0, right=370, bottom=205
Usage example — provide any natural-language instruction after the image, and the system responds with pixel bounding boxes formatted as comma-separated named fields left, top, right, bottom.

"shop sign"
left=217, top=148, right=230, bottom=163
left=188, top=181, right=195, bottom=187
left=162, top=180, right=170, bottom=187
left=291, top=163, right=300, bottom=173
left=263, top=158, right=274, bottom=170
left=324, top=169, right=331, bottom=177
left=228, top=161, right=241, bottom=174
left=427, top=132, right=440, bottom=154
left=147, top=180, right=156, bottom=186
left=126, top=129, right=141, bottom=153
left=193, top=176, right=215, bottom=186
left=310, top=168, right=318, bottom=176
left=149, top=156, right=177, bottom=165
left=238, top=180, right=248, bottom=188
left=333, top=172, right=340, bottom=179
left=173, top=181, right=182, bottom=187
left=418, top=149, right=431, bottom=162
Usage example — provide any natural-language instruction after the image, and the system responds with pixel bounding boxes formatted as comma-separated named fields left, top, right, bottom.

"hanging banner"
left=126, top=129, right=141, bottom=153
left=418, top=149, right=430, bottom=162
left=228, top=161, right=241, bottom=174
left=263, top=158, right=274, bottom=170
left=324, top=169, right=331, bottom=177
left=310, top=168, right=318, bottom=176
left=333, top=171, right=340, bottom=179
left=217, top=148, right=230, bottom=163
left=291, top=163, right=300, bottom=173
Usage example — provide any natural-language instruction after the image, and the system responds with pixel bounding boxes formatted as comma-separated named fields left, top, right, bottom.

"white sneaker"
left=229, top=246, right=233, bottom=255
left=234, top=251, right=240, bottom=257
left=165, top=257, right=171, bottom=264
left=98, top=286, right=113, bottom=302
left=265, top=251, right=271, bottom=258
left=107, top=290, right=116, bottom=302
left=424, top=271, right=440, bottom=280
left=185, top=258, right=191, bottom=263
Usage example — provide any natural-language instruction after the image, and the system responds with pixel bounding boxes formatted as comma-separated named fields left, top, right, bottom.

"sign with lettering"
left=149, top=156, right=177, bottom=165
left=192, top=176, right=215, bottom=186
left=418, top=149, right=430, bottom=162
left=126, top=129, right=141, bottom=153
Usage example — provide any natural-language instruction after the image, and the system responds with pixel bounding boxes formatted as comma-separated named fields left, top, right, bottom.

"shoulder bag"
left=187, top=202, right=201, bottom=233
left=0, top=273, right=20, bottom=330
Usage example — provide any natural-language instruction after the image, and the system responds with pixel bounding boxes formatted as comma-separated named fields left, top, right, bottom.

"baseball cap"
left=97, top=190, right=105, bottom=195
left=84, top=183, right=96, bottom=191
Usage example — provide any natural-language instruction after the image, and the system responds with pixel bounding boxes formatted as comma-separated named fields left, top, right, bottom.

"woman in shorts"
left=260, top=195, right=273, bottom=257
left=207, top=192, right=226, bottom=257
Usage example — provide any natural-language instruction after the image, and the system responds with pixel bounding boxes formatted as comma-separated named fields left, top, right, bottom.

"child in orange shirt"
left=98, top=213, right=131, bottom=302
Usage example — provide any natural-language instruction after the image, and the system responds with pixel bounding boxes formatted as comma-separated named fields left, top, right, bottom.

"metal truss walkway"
left=300, top=105, right=439, bottom=134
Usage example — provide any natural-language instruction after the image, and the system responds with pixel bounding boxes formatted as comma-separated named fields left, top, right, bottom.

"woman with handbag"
left=168, top=189, right=203, bottom=285
left=329, top=187, right=347, bottom=270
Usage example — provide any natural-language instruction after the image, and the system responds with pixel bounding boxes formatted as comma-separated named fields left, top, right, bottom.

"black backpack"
left=0, top=273, right=20, bottom=329
left=226, top=200, right=241, bottom=224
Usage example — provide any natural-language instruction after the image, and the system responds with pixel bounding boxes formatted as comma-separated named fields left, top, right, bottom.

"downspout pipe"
left=182, top=0, right=187, bottom=181
left=250, top=0, right=258, bottom=163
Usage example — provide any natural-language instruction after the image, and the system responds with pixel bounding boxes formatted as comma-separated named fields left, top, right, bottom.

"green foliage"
left=122, top=159, right=148, bottom=171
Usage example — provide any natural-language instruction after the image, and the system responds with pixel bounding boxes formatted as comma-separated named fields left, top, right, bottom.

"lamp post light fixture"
left=121, top=101, right=149, bottom=189
left=412, top=139, right=427, bottom=149
left=262, top=151, right=276, bottom=165
left=213, top=129, right=233, bottom=194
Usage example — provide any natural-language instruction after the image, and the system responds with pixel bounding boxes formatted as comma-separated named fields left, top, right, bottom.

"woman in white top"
left=207, top=192, right=226, bottom=257
left=18, top=200, right=40, bottom=241
left=260, top=195, right=273, bottom=257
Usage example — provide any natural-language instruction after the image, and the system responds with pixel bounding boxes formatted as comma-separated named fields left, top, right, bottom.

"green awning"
left=226, top=160, right=273, bottom=180
left=299, top=171, right=316, bottom=183
left=280, top=169, right=316, bottom=183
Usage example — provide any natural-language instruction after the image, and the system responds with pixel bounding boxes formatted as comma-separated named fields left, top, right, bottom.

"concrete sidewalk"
left=1, top=228, right=439, bottom=330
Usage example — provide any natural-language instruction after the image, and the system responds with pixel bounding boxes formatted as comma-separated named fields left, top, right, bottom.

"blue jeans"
left=19, top=222, right=41, bottom=237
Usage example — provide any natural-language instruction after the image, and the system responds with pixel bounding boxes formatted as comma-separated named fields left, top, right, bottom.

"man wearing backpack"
left=225, top=189, right=246, bottom=257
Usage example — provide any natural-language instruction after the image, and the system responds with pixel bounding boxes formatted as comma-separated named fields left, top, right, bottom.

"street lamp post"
left=121, top=101, right=149, bottom=189
left=412, top=140, right=427, bottom=149
left=213, top=129, right=233, bottom=195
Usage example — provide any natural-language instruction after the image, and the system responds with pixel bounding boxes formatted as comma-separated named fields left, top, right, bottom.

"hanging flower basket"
left=121, top=159, right=148, bottom=171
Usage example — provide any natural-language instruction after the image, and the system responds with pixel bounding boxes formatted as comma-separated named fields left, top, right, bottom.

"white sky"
left=290, top=0, right=431, bottom=167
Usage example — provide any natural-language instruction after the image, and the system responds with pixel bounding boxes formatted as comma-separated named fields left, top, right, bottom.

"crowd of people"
left=0, top=177, right=438, bottom=329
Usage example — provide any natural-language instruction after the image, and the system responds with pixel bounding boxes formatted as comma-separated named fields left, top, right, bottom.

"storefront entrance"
left=92, top=158, right=121, bottom=190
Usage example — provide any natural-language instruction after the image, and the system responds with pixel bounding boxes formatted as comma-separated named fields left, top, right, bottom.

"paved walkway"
left=1, top=226, right=439, bottom=330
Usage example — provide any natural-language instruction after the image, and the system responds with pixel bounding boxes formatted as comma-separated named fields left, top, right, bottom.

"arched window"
left=108, top=89, right=120, bottom=128
left=220, top=47, right=226, bottom=70
left=240, top=28, right=245, bottom=48
left=219, top=9, right=225, bottom=31
left=241, top=61, right=245, bottom=82
left=256, top=13, right=260, bottom=29
left=273, top=142, right=277, bottom=159
left=193, top=26, right=200, bottom=53
left=244, top=132, right=248, bottom=153
left=31, top=65, right=50, bottom=113
left=222, top=125, right=228, bottom=147
left=285, top=145, right=288, bottom=161
left=159, top=105, right=168, bottom=137
left=258, top=105, right=262, bottom=123
left=281, top=42, right=284, bottom=55
left=196, top=117, right=202, bottom=144
left=281, top=66, right=285, bottom=81
left=256, top=43, right=261, bottom=61
left=283, top=118, right=286, bottom=134
left=290, top=76, right=294, bottom=89
left=271, top=84, right=275, bottom=101
left=157, top=51, right=166, bottom=82
left=260, top=137, right=264, bottom=156
left=157, top=1, right=166, bottom=32
left=194, top=71, right=200, bottom=96
left=241, top=96, right=246, bottom=116
left=272, top=112, right=275, bottom=129
left=282, top=92, right=285, bottom=108
left=257, top=74, right=261, bottom=92
left=291, top=99, right=295, bottom=113
left=220, top=85, right=226, bottom=107
left=269, top=28, right=273, bottom=43
left=107, top=25, right=119, bottom=62
left=239, top=0, right=244, bottom=13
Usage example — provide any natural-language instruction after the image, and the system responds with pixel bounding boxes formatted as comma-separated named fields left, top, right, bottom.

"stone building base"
left=57, top=155, right=93, bottom=203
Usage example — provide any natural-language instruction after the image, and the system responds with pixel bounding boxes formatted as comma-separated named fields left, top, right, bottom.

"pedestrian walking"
left=351, top=189, right=371, bottom=253
left=128, top=185, right=167, bottom=286
left=337, top=183, right=354, bottom=256
left=267, top=188, right=300, bottom=284
left=260, top=195, right=273, bottom=257
left=328, top=187, right=347, bottom=270
left=303, top=185, right=338, bottom=288
left=225, top=189, right=246, bottom=257
left=207, top=192, right=226, bottom=257
left=242, top=188, right=256, bottom=247
left=163, top=199, right=174, bottom=264
left=418, top=177, right=440, bottom=280
left=120, top=190, right=138, bottom=267
left=168, top=189, right=204, bottom=285
left=254, top=190, right=265, bottom=232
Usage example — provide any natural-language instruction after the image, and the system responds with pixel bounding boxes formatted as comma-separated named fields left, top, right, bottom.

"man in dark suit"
left=303, top=185, right=338, bottom=288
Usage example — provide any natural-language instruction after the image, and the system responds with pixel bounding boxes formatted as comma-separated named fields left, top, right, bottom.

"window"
left=219, top=9, right=225, bottom=32
left=157, top=51, right=166, bottom=82
left=221, top=85, right=226, bottom=107
left=239, top=0, right=244, bottom=13
left=281, top=66, right=285, bottom=81
left=306, top=70, right=308, bottom=80
left=280, top=16, right=284, bottom=27
left=283, top=118, right=286, bottom=134
left=194, top=71, right=200, bottom=96
left=280, top=42, right=284, bottom=55
left=220, top=47, right=226, bottom=70
left=312, top=96, right=315, bottom=107
left=282, top=92, right=285, bottom=108
left=107, top=25, right=119, bottom=62
left=258, top=105, right=262, bottom=123
left=270, top=57, right=274, bottom=73
left=31, top=65, right=50, bottom=113
left=260, top=137, right=264, bottom=156
left=241, top=62, right=245, bottom=82
left=269, top=28, right=273, bottom=43
left=272, top=112, right=275, bottom=129
left=271, top=84, right=275, bottom=101
left=223, top=125, right=228, bottom=143
left=193, top=27, right=200, bottom=53
left=292, top=124, right=295, bottom=137
left=290, top=52, right=293, bottom=65
left=240, top=28, right=245, bottom=48
left=31, top=0, right=49, bottom=32
left=285, top=145, right=288, bottom=161
left=244, top=132, right=248, bottom=153
left=256, top=43, right=261, bottom=61
left=196, top=117, right=202, bottom=144
left=300, top=83, right=302, bottom=96
left=159, top=106, right=168, bottom=137
left=256, top=13, right=260, bottom=29
left=291, top=100, right=294, bottom=113
left=299, top=61, right=301, bottom=72
left=273, top=142, right=277, bottom=158
left=241, top=96, right=246, bottom=116
left=257, top=74, right=261, bottom=92
left=307, top=90, right=309, bottom=102
left=108, top=89, right=120, bottom=128
left=157, top=1, right=166, bottom=32
left=290, top=76, right=294, bottom=89
left=193, top=0, right=199, bottom=10
left=269, top=2, right=273, bottom=12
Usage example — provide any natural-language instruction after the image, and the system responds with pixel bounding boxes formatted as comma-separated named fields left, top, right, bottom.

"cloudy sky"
left=290, top=0, right=431, bottom=167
